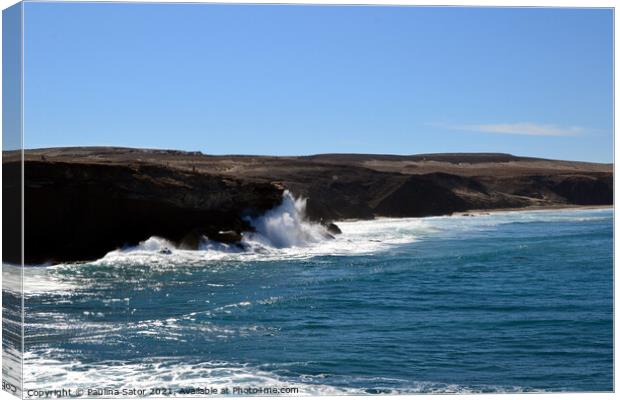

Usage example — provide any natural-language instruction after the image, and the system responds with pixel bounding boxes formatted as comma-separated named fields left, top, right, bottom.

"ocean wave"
left=87, top=191, right=423, bottom=267
left=16, top=204, right=610, bottom=395
left=22, top=354, right=363, bottom=397
left=21, top=352, right=542, bottom=397
left=93, top=204, right=610, bottom=265
left=16, top=201, right=612, bottom=296
left=244, top=191, right=331, bottom=248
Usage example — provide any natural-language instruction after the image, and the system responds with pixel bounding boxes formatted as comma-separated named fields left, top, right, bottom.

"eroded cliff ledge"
left=2, top=148, right=613, bottom=264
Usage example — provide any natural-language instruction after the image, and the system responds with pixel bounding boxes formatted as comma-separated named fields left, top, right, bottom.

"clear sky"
left=22, top=3, right=613, bottom=162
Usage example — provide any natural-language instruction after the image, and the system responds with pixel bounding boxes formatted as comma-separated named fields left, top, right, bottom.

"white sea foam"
left=2, top=347, right=23, bottom=397
left=87, top=191, right=424, bottom=268
left=100, top=203, right=608, bottom=265
left=2, top=263, right=22, bottom=294
left=244, top=191, right=331, bottom=248
left=15, top=203, right=608, bottom=395
left=18, top=200, right=612, bottom=294
left=21, top=351, right=540, bottom=397
left=20, top=302, right=549, bottom=395
left=22, top=353, right=363, bottom=397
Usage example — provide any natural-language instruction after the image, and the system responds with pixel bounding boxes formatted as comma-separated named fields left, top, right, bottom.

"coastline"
left=9, top=147, right=612, bottom=264
left=453, top=203, right=613, bottom=216
left=334, top=204, right=613, bottom=223
left=20, top=206, right=614, bottom=393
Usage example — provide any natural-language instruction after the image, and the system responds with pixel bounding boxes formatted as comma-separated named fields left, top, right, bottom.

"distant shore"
left=331, top=204, right=612, bottom=223
left=454, top=204, right=613, bottom=216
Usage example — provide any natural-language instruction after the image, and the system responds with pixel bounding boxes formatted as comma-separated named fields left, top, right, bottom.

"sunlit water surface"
left=5, top=206, right=613, bottom=395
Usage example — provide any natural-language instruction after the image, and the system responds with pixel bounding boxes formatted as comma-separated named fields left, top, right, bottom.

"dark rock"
left=325, top=222, right=342, bottom=235
left=179, top=229, right=206, bottom=250
left=15, top=160, right=282, bottom=264
left=551, top=175, right=613, bottom=205
left=373, top=175, right=470, bottom=217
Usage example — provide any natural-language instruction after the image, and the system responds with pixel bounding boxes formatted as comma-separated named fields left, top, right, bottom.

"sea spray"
left=103, top=191, right=333, bottom=260
left=132, top=237, right=177, bottom=252
left=243, top=190, right=332, bottom=248
left=95, top=197, right=611, bottom=267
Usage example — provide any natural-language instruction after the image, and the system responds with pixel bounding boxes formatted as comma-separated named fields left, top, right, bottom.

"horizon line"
left=8, top=145, right=614, bottom=165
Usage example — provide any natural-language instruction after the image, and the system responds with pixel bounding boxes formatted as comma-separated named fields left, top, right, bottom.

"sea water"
left=4, top=194, right=613, bottom=395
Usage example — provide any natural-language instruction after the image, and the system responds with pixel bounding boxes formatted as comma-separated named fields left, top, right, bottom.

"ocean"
left=3, top=196, right=613, bottom=395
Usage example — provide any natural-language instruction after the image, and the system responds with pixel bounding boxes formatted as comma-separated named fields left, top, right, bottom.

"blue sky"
left=22, top=3, right=613, bottom=162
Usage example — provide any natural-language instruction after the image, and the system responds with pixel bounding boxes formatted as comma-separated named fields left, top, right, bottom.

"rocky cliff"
left=4, top=158, right=283, bottom=264
left=2, top=148, right=613, bottom=264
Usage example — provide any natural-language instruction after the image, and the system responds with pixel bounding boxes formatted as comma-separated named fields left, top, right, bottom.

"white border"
left=0, top=1, right=616, bottom=400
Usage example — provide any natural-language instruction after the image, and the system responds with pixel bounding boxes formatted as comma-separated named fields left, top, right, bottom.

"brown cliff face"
left=3, top=148, right=613, bottom=264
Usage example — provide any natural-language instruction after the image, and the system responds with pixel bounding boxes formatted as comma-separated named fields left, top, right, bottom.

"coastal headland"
left=2, top=147, right=613, bottom=264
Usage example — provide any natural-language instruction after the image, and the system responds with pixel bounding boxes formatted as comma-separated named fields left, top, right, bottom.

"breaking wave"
left=14, top=202, right=612, bottom=294
left=22, top=352, right=539, bottom=397
left=243, top=191, right=331, bottom=248
left=14, top=198, right=609, bottom=274
left=94, top=199, right=610, bottom=265
left=89, top=190, right=418, bottom=266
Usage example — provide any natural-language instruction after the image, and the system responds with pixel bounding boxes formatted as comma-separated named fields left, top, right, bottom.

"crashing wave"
left=53, top=195, right=611, bottom=270
left=127, top=191, right=331, bottom=253
left=243, top=190, right=332, bottom=248
left=82, top=191, right=349, bottom=265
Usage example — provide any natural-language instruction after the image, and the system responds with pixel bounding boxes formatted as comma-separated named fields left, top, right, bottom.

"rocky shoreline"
left=2, top=147, right=613, bottom=265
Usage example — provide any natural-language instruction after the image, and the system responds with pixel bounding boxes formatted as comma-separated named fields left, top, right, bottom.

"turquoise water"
left=15, top=207, right=613, bottom=394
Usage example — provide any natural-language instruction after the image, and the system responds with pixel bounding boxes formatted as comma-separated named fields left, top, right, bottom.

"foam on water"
left=84, top=191, right=425, bottom=268
left=22, top=354, right=362, bottom=397
left=22, top=352, right=536, bottom=397
left=17, top=195, right=612, bottom=296
left=244, top=191, right=330, bottom=248
left=15, top=203, right=610, bottom=395
left=19, top=306, right=545, bottom=396
left=95, top=201, right=611, bottom=266
left=2, top=347, right=23, bottom=397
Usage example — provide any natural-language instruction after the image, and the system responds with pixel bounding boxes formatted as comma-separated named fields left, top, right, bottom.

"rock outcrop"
left=4, top=160, right=283, bottom=264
